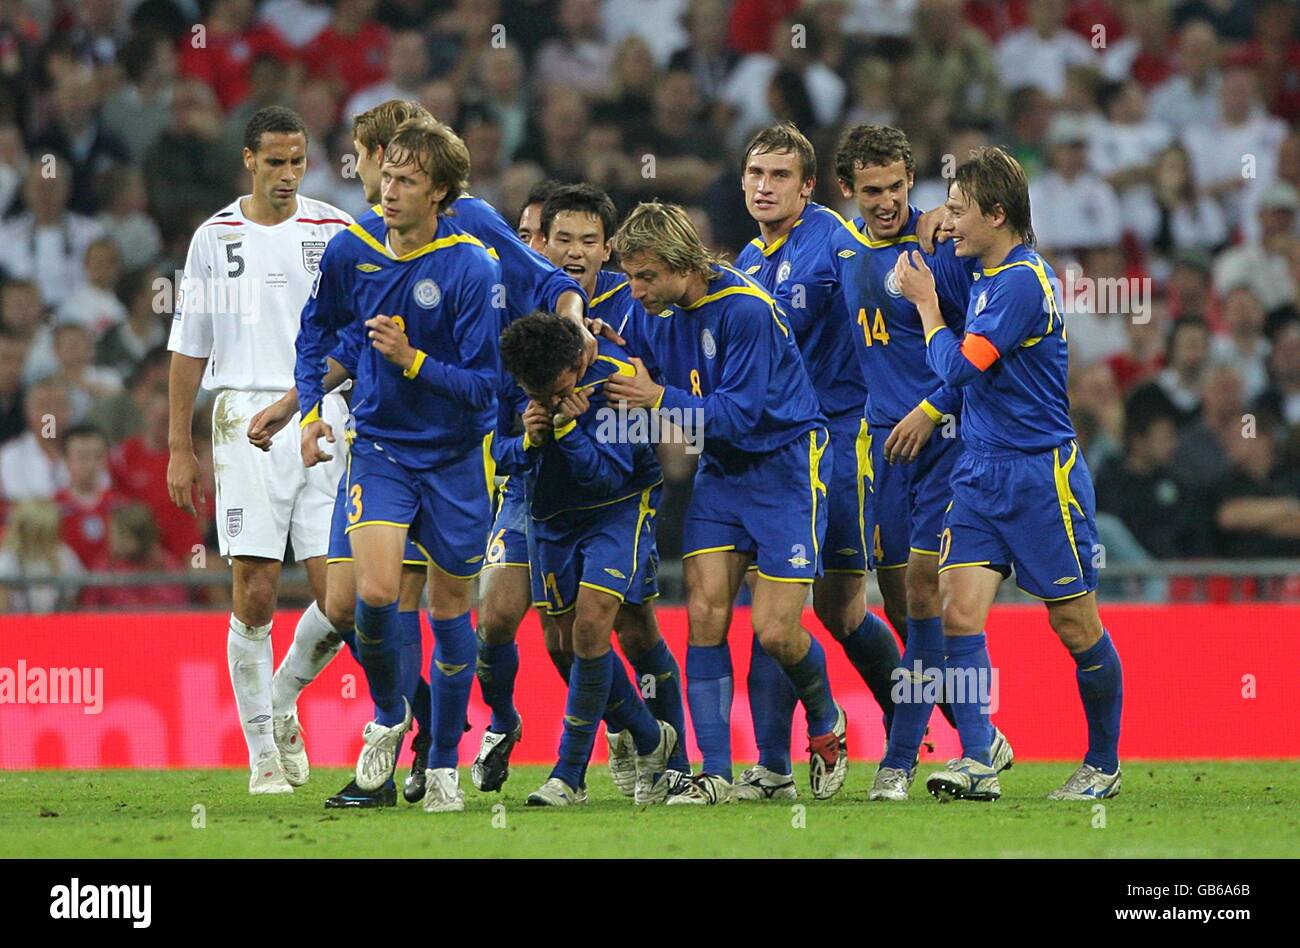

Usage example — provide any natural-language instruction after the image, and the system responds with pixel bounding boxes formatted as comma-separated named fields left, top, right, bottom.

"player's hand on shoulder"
left=603, top=356, right=661, bottom=410
left=884, top=404, right=937, bottom=464
left=585, top=316, right=625, bottom=346
left=894, top=250, right=937, bottom=305
left=915, top=206, right=949, bottom=254
left=366, top=315, right=416, bottom=372
left=300, top=419, right=335, bottom=468
left=166, top=449, right=204, bottom=516
left=247, top=393, right=297, bottom=451
left=553, top=388, right=591, bottom=428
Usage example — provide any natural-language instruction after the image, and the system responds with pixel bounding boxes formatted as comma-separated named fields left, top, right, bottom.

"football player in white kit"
left=166, top=106, right=353, bottom=794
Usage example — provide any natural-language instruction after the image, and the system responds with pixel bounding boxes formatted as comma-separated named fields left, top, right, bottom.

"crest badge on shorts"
left=226, top=508, right=244, bottom=537
left=302, top=241, right=326, bottom=273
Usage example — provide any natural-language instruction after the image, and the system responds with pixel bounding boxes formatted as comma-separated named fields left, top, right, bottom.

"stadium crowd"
left=0, top=0, right=1299, bottom=612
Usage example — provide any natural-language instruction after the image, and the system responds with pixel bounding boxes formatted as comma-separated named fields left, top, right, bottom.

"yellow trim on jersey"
left=749, top=218, right=805, bottom=257
left=346, top=223, right=491, bottom=262
left=918, top=399, right=944, bottom=424
left=345, top=519, right=410, bottom=533
left=981, top=256, right=1062, bottom=335
left=299, top=402, right=322, bottom=428
left=755, top=570, right=815, bottom=585
left=554, top=418, right=578, bottom=440
left=403, top=349, right=427, bottom=379
left=590, top=280, right=629, bottom=307
left=627, top=485, right=656, bottom=598
left=1052, top=441, right=1086, bottom=579
left=924, top=324, right=944, bottom=344
left=823, top=568, right=868, bottom=575
left=595, top=354, right=636, bottom=376
left=681, top=283, right=773, bottom=311
left=484, top=561, right=530, bottom=569
left=909, top=547, right=941, bottom=556
left=530, top=479, right=665, bottom=521
left=522, top=431, right=541, bottom=450
left=875, top=562, right=910, bottom=571
left=937, top=560, right=993, bottom=574
left=682, top=544, right=738, bottom=559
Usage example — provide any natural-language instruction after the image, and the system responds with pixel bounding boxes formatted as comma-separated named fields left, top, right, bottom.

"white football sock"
left=270, top=600, right=343, bottom=715
left=228, top=615, right=276, bottom=767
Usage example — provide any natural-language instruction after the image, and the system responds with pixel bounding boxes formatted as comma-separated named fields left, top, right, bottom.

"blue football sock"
left=747, top=634, right=795, bottom=774
left=630, top=638, right=690, bottom=772
left=783, top=633, right=838, bottom=736
left=882, top=616, right=944, bottom=771
left=685, top=643, right=733, bottom=781
left=476, top=637, right=520, bottom=734
left=552, top=653, right=611, bottom=790
left=838, top=611, right=900, bottom=733
left=355, top=599, right=405, bottom=726
left=428, top=612, right=475, bottom=769
left=338, top=625, right=359, bottom=662
left=398, top=610, right=429, bottom=736
left=945, top=633, right=994, bottom=765
left=1071, top=629, right=1123, bottom=773
left=605, top=651, right=661, bottom=753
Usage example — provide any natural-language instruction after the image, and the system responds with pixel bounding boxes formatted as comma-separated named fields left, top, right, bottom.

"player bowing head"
left=379, top=117, right=470, bottom=239
left=741, top=121, right=816, bottom=233
left=835, top=124, right=914, bottom=240
left=539, top=183, right=618, bottom=296
left=352, top=99, right=434, bottom=207
left=242, top=105, right=309, bottom=215
left=941, top=145, right=1035, bottom=263
left=498, top=310, right=589, bottom=412
left=613, top=201, right=722, bottom=314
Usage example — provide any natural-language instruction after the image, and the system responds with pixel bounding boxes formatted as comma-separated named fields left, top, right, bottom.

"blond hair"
left=2, top=500, right=63, bottom=572
left=383, top=117, right=471, bottom=213
left=611, top=201, right=721, bottom=279
left=352, top=99, right=434, bottom=155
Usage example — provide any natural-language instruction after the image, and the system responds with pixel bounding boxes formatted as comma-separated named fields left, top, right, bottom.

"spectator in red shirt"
left=109, top=382, right=205, bottom=562
left=80, top=501, right=190, bottom=609
left=727, top=0, right=798, bottom=55
left=178, top=0, right=298, bottom=112
left=306, top=0, right=390, bottom=103
left=55, top=423, right=124, bottom=569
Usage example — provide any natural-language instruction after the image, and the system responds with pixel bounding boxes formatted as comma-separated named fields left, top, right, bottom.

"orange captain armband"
left=960, top=333, right=1001, bottom=372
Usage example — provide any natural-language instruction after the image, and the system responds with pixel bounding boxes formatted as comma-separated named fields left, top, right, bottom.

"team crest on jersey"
left=885, top=268, right=903, bottom=298
left=776, top=260, right=792, bottom=283
left=701, top=328, right=717, bottom=359
left=975, top=290, right=988, bottom=315
left=301, top=240, right=326, bottom=273
left=226, top=508, right=243, bottom=537
left=413, top=278, right=441, bottom=309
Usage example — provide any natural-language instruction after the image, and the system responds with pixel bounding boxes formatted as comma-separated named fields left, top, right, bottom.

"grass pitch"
left=1, top=762, right=1294, bottom=858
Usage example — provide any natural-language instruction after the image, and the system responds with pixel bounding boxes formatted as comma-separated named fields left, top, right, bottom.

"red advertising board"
left=1, top=605, right=1296, bottom=768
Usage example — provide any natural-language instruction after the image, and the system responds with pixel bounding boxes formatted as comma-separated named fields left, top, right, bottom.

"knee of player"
left=1047, top=605, right=1102, bottom=650
left=905, top=574, right=941, bottom=619
left=812, top=597, right=859, bottom=640
left=940, top=595, right=983, bottom=637
left=477, top=611, right=519, bottom=646
left=324, top=597, right=355, bottom=631
left=356, top=577, right=399, bottom=609
left=613, top=604, right=659, bottom=659
left=686, top=596, right=730, bottom=639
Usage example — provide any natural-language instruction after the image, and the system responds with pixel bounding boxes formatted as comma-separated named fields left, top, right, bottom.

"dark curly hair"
left=541, top=183, right=618, bottom=242
left=833, top=124, right=915, bottom=187
left=499, top=311, right=585, bottom=395
left=243, top=105, right=308, bottom=154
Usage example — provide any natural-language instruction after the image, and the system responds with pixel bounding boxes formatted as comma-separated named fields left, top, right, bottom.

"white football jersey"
left=168, top=195, right=353, bottom=392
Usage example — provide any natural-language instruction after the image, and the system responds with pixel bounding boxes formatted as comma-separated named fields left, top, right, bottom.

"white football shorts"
left=212, top=389, right=348, bottom=560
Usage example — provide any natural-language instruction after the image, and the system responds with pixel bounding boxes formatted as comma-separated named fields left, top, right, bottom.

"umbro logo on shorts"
left=603, top=567, right=627, bottom=580
left=1054, top=575, right=1077, bottom=585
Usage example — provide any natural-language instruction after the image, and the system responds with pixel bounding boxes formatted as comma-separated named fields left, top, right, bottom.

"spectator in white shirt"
left=535, top=0, right=617, bottom=100
left=1148, top=144, right=1229, bottom=264
left=257, top=0, right=333, bottom=49
left=1030, top=113, right=1123, bottom=255
left=56, top=236, right=127, bottom=337
left=1148, top=19, right=1221, bottom=134
left=1089, top=79, right=1173, bottom=244
left=1211, top=284, right=1273, bottom=403
left=51, top=324, right=121, bottom=423
left=0, top=157, right=105, bottom=309
left=996, top=0, right=1097, bottom=101
left=1183, top=63, right=1288, bottom=233
left=1214, top=179, right=1299, bottom=314
left=0, top=376, right=72, bottom=503
left=602, top=0, right=688, bottom=67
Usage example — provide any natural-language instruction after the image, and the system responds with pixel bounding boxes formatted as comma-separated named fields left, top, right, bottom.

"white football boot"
left=808, top=704, right=849, bottom=800
left=354, top=699, right=412, bottom=791
left=606, top=729, right=637, bottom=797
left=732, top=765, right=798, bottom=801
left=664, top=773, right=734, bottom=806
left=633, top=721, right=678, bottom=804
left=249, top=749, right=294, bottom=795
left=526, top=777, right=586, bottom=807
left=273, top=712, right=309, bottom=787
left=1047, top=763, right=1122, bottom=800
left=990, top=727, right=1015, bottom=773
left=422, top=767, right=466, bottom=812
left=867, top=765, right=914, bottom=801
left=925, top=757, right=1001, bottom=801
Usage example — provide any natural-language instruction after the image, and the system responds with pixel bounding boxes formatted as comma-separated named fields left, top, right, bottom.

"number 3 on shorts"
left=347, top=483, right=364, bottom=524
